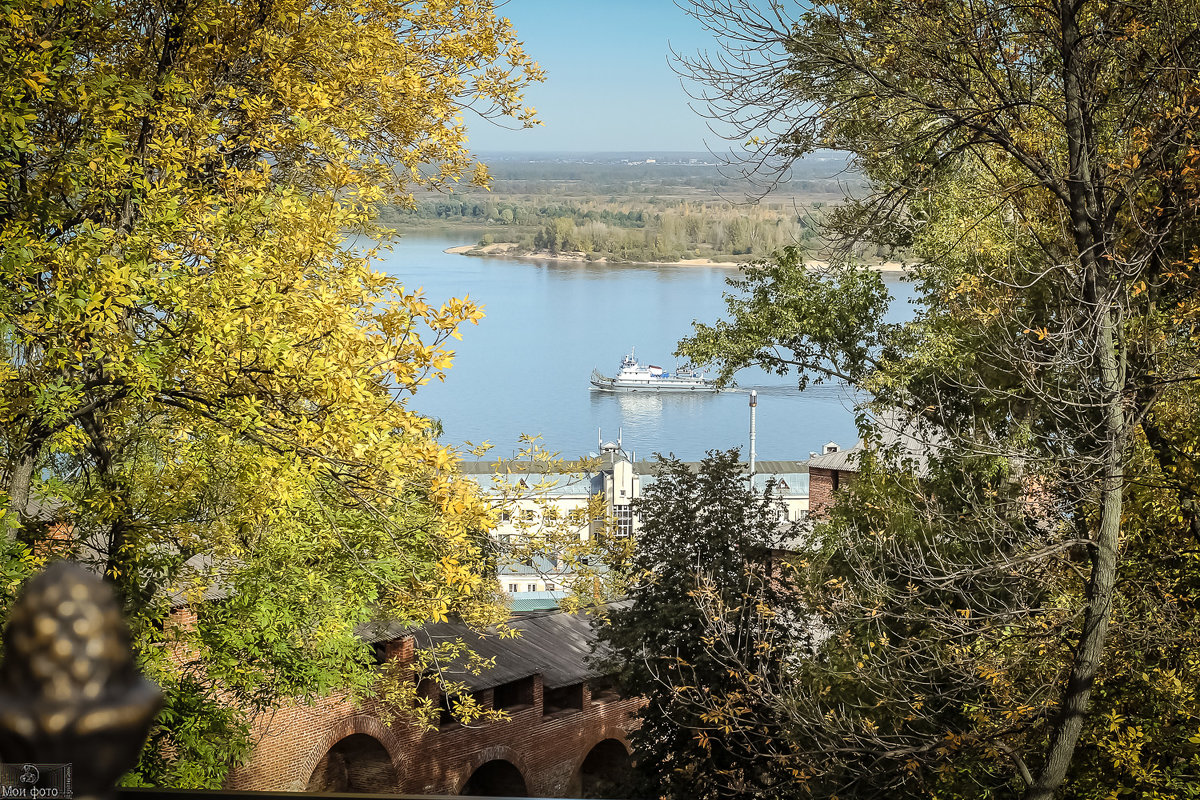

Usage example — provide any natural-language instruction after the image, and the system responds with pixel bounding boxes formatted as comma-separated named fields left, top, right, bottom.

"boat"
left=590, top=349, right=718, bottom=392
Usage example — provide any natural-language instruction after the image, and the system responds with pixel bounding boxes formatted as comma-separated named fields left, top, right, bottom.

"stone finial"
left=0, top=561, right=162, bottom=800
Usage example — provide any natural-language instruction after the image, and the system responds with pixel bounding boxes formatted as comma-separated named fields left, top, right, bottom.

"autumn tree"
left=674, top=1, right=1200, bottom=798
left=596, top=451, right=801, bottom=800
left=1, top=0, right=542, bottom=783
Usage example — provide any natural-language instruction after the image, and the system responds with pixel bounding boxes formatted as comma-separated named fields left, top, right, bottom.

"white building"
left=460, top=453, right=811, bottom=609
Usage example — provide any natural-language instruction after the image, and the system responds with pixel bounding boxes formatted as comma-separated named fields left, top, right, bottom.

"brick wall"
left=808, top=468, right=855, bottom=517
left=808, top=468, right=834, bottom=516
left=224, top=640, right=640, bottom=798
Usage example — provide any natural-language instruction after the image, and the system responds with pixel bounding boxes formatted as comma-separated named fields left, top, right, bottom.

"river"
left=374, top=234, right=916, bottom=463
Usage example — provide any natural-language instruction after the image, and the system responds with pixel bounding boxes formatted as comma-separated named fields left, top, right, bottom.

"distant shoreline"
left=443, top=242, right=907, bottom=272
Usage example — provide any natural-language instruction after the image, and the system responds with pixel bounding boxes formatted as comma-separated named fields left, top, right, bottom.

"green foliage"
left=678, top=246, right=901, bottom=388
left=384, top=193, right=831, bottom=262
left=597, top=450, right=801, bottom=800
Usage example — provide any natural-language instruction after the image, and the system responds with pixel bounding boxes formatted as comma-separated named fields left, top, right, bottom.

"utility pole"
left=748, top=389, right=757, bottom=490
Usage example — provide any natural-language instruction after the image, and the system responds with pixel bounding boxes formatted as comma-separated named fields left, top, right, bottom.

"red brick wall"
left=809, top=468, right=855, bottom=517
left=809, top=468, right=835, bottom=516
left=224, top=640, right=640, bottom=798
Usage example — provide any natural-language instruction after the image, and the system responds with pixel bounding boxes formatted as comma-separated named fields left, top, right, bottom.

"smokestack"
left=748, top=390, right=757, bottom=490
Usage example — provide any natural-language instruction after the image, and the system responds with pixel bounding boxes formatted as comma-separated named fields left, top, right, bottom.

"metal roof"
left=458, top=460, right=601, bottom=475
left=750, top=472, right=809, bottom=496
left=806, top=445, right=864, bottom=472
left=24, top=495, right=66, bottom=522
left=462, top=459, right=811, bottom=477
left=498, top=554, right=605, bottom=577
left=632, top=459, right=809, bottom=476
left=406, top=607, right=616, bottom=690
left=466, top=473, right=602, bottom=497
left=509, top=591, right=569, bottom=613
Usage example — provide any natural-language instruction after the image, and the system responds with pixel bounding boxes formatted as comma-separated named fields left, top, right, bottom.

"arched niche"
left=460, top=758, right=528, bottom=797
left=306, top=733, right=399, bottom=793
left=578, top=738, right=633, bottom=799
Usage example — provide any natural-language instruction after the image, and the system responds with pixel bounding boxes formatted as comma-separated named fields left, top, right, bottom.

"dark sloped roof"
left=752, top=460, right=810, bottom=475
left=360, top=605, right=625, bottom=690
left=413, top=609, right=608, bottom=690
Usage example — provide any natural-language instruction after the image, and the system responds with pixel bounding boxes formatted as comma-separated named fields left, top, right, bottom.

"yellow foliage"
left=0, top=0, right=542, bottom=777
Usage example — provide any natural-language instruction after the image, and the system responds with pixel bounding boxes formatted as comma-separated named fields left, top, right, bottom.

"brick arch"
left=575, top=726, right=633, bottom=767
left=298, top=714, right=406, bottom=792
left=572, top=730, right=634, bottom=798
left=455, top=744, right=532, bottom=795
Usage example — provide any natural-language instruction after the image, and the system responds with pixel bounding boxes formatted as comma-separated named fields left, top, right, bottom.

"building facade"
left=461, top=454, right=811, bottom=601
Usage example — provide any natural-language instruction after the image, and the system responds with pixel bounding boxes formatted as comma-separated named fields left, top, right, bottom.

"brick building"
left=225, top=607, right=640, bottom=797
left=806, top=442, right=863, bottom=516
left=806, top=411, right=939, bottom=517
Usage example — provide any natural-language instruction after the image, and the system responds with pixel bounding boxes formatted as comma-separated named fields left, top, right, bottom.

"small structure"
left=806, top=441, right=864, bottom=517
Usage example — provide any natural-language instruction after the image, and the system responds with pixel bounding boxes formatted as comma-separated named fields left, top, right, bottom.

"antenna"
left=598, top=427, right=602, bottom=451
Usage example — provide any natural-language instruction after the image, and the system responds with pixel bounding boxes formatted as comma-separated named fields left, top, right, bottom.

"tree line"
left=521, top=207, right=822, bottom=262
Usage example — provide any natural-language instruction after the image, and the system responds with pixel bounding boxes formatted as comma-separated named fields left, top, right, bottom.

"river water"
left=374, top=235, right=916, bottom=462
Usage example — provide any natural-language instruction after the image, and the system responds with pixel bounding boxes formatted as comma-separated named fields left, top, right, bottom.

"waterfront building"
left=461, top=449, right=812, bottom=607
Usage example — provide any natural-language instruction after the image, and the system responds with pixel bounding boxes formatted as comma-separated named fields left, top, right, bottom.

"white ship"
left=590, top=349, right=717, bottom=392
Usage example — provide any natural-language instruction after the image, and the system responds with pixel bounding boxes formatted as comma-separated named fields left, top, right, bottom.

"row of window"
left=426, top=676, right=620, bottom=728
left=507, top=583, right=555, bottom=593
left=501, top=504, right=809, bottom=527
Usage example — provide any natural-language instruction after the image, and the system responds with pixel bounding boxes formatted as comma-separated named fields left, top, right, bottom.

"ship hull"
left=590, top=373, right=718, bottom=392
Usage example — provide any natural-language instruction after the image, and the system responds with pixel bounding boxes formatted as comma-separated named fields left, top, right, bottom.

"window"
left=796, top=509, right=809, bottom=521
left=522, top=509, right=536, bottom=521
left=613, top=504, right=634, bottom=538
left=543, top=683, right=584, bottom=717
left=508, top=583, right=518, bottom=593
left=545, top=582, right=556, bottom=592
left=493, top=677, right=534, bottom=710
left=526, top=584, right=538, bottom=592
left=499, top=511, right=512, bottom=523
left=589, top=675, right=621, bottom=704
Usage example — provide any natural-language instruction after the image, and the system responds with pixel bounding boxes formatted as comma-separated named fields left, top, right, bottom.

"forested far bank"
left=381, top=196, right=896, bottom=263
left=377, top=155, right=884, bottom=263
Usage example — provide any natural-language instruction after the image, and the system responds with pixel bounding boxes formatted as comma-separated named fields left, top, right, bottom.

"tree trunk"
left=5, top=447, right=37, bottom=539
left=1026, top=309, right=1125, bottom=800
left=4, top=422, right=50, bottom=543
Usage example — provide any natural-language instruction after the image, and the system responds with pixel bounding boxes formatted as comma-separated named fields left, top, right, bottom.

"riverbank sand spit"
left=443, top=242, right=907, bottom=272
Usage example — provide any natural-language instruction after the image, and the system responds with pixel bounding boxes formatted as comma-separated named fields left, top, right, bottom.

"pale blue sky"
left=466, top=0, right=723, bottom=152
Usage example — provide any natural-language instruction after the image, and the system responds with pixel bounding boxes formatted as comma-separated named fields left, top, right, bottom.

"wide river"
left=375, top=235, right=916, bottom=463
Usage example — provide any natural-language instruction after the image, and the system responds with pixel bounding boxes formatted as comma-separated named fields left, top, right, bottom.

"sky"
left=465, top=1, right=726, bottom=153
